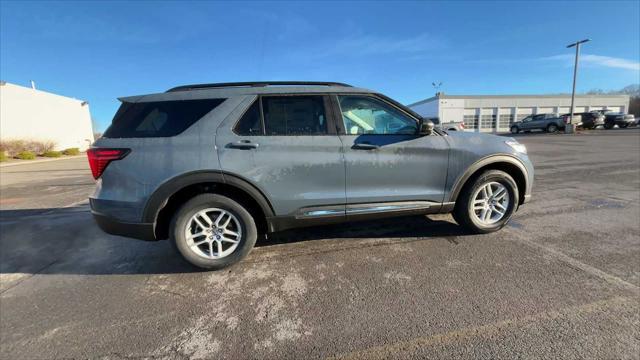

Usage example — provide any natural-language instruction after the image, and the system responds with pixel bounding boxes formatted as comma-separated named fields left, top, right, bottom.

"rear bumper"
left=92, top=211, right=156, bottom=241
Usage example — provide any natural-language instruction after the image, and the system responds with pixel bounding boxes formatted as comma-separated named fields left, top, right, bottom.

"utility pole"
left=565, top=39, right=590, bottom=134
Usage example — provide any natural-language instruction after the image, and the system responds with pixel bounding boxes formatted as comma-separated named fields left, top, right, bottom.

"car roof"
left=120, top=81, right=375, bottom=102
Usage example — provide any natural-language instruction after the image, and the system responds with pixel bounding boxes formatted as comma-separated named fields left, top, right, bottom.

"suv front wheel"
left=170, top=194, right=257, bottom=270
left=453, top=170, right=519, bottom=234
left=510, top=126, right=519, bottom=134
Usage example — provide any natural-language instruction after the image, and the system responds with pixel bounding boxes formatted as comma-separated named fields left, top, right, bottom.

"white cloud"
left=542, top=54, right=640, bottom=71
left=329, top=33, right=443, bottom=56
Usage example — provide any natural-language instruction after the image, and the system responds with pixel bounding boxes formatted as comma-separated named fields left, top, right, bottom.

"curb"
left=0, top=155, right=86, bottom=168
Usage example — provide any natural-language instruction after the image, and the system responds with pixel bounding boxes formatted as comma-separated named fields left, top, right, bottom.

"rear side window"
left=103, top=99, right=225, bottom=138
left=234, top=101, right=262, bottom=135
left=263, top=96, right=327, bottom=135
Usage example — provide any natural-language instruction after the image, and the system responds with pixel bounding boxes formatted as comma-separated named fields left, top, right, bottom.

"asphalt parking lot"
left=1, top=129, right=639, bottom=359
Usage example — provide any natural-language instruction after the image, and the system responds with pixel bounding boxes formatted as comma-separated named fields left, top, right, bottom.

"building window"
left=480, top=114, right=496, bottom=129
left=463, top=114, right=478, bottom=129
left=499, top=114, right=514, bottom=128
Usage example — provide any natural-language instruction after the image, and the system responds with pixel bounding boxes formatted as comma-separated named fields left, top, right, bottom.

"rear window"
left=103, top=99, right=225, bottom=138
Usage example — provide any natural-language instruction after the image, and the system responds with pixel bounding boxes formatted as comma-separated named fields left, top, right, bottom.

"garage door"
left=498, top=108, right=514, bottom=132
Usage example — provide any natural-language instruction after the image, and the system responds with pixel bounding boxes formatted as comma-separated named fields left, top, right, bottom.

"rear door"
left=216, top=95, right=346, bottom=218
left=334, top=94, right=449, bottom=213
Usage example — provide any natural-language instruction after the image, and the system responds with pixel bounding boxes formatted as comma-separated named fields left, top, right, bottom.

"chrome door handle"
left=228, top=141, right=259, bottom=149
left=352, top=143, right=380, bottom=150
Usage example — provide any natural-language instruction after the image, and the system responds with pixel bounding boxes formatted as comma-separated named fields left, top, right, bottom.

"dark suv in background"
left=89, top=81, right=533, bottom=269
left=561, top=112, right=605, bottom=129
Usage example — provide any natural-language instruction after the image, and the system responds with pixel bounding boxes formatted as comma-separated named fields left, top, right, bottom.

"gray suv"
left=89, top=82, right=533, bottom=269
left=510, top=113, right=565, bottom=133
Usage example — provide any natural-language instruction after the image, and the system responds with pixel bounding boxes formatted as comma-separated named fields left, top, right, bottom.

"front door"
left=527, top=114, right=545, bottom=130
left=216, top=95, right=345, bottom=218
left=334, top=95, right=449, bottom=213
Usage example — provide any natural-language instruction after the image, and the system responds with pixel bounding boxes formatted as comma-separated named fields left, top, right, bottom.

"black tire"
left=546, top=124, right=558, bottom=133
left=170, top=194, right=257, bottom=270
left=510, top=126, right=519, bottom=134
left=604, top=122, right=614, bottom=130
left=453, top=170, right=519, bottom=234
left=619, top=123, right=628, bottom=128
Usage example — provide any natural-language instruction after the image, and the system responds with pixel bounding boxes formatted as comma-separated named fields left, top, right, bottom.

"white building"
left=0, top=81, right=94, bottom=150
left=408, top=93, right=630, bottom=133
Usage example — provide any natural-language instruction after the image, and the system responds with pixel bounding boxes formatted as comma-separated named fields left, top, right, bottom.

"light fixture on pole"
left=432, top=82, right=442, bottom=95
left=565, top=38, right=590, bottom=134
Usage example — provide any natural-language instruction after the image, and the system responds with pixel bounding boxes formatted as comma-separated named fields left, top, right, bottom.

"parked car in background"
left=510, top=113, right=564, bottom=134
left=89, top=81, right=533, bottom=270
left=561, top=112, right=605, bottom=130
left=426, top=117, right=466, bottom=131
left=601, top=112, right=636, bottom=129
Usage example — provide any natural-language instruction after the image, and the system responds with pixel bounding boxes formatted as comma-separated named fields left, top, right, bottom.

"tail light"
left=563, top=116, right=570, bottom=124
left=87, top=148, right=130, bottom=179
left=460, top=122, right=465, bottom=129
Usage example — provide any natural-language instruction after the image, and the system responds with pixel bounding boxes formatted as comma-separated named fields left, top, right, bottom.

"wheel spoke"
left=495, top=202, right=507, bottom=211
left=216, top=240, right=223, bottom=255
left=208, top=242, right=215, bottom=258
left=486, top=184, right=493, bottom=197
left=493, top=207, right=504, bottom=217
left=484, top=208, right=492, bottom=221
left=480, top=208, right=488, bottom=221
left=188, top=231, right=206, bottom=240
left=199, top=212, right=214, bottom=226
left=221, top=236, right=239, bottom=244
left=214, top=212, right=226, bottom=226
left=224, top=229, right=239, bottom=237
left=494, top=187, right=506, bottom=198
left=192, top=239, right=208, bottom=247
left=193, top=217, right=208, bottom=231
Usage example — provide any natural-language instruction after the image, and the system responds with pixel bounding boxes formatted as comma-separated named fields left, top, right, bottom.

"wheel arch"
left=448, top=155, right=529, bottom=206
left=143, top=171, right=275, bottom=239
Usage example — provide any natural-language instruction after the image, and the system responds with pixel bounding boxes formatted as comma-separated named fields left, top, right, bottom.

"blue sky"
left=1, top=1, right=639, bottom=131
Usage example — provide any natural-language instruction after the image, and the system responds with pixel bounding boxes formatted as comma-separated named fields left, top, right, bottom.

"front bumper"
left=92, top=211, right=156, bottom=241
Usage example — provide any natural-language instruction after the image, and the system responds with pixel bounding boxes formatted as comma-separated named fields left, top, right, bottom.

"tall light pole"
left=565, top=38, right=591, bottom=133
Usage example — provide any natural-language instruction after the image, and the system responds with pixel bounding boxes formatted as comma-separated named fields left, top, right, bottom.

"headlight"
left=505, top=139, right=527, bottom=154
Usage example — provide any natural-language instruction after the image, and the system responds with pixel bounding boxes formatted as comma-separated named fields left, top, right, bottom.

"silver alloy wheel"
left=548, top=124, right=558, bottom=132
left=470, top=181, right=510, bottom=225
left=184, top=208, right=242, bottom=259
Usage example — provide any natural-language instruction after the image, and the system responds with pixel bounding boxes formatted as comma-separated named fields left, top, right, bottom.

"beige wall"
left=0, top=82, right=94, bottom=151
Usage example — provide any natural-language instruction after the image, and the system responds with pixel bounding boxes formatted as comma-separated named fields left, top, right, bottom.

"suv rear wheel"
left=510, top=126, right=519, bottom=134
left=546, top=124, right=558, bottom=133
left=453, top=170, right=519, bottom=234
left=170, top=194, right=257, bottom=270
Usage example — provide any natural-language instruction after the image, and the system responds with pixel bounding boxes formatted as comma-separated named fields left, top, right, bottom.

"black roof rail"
left=166, top=81, right=353, bottom=92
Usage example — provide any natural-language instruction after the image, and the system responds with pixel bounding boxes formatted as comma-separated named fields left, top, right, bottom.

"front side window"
left=338, top=96, right=417, bottom=135
left=262, top=96, right=327, bottom=135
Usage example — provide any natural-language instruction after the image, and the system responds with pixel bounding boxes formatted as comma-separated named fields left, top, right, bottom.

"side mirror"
left=419, top=119, right=435, bottom=135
